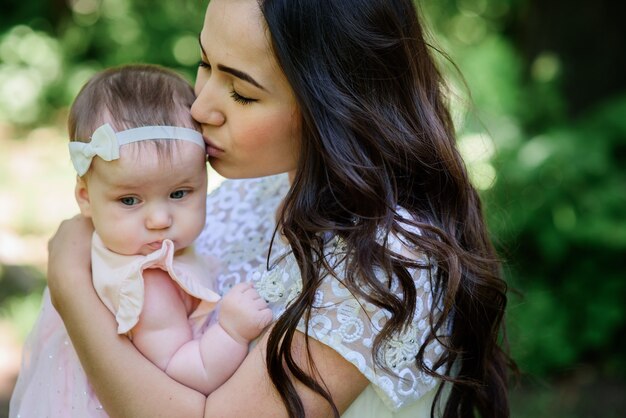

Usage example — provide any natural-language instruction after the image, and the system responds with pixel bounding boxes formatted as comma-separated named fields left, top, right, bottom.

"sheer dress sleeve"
left=253, top=226, right=447, bottom=411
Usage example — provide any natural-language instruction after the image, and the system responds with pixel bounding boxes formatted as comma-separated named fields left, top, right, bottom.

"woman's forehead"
left=202, top=0, right=267, bottom=58
left=199, top=0, right=297, bottom=108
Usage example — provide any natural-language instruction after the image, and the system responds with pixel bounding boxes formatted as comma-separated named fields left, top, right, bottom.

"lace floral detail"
left=253, top=269, right=285, bottom=302
left=195, top=174, right=445, bottom=411
left=248, top=252, right=301, bottom=320
left=381, top=326, right=420, bottom=370
left=252, top=254, right=301, bottom=307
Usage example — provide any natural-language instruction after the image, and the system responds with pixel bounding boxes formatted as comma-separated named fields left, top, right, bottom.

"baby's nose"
left=145, top=207, right=172, bottom=230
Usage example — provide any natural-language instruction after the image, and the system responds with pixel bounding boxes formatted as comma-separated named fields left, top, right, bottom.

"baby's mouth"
left=146, top=240, right=164, bottom=250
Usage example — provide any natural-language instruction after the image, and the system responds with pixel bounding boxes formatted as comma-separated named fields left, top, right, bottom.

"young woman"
left=46, top=0, right=512, bottom=417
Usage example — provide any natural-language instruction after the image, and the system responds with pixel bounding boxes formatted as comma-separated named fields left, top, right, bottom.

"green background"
left=1, top=0, right=624, bottom=416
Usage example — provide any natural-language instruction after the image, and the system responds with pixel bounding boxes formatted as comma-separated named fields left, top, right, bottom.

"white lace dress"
left=195, top=174, right=446, bottom=417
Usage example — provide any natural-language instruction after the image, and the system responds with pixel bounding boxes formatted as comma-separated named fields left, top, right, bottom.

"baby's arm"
left=131, top=269, right=195, bottom=371
left=165, top=282, right=273, bottom=394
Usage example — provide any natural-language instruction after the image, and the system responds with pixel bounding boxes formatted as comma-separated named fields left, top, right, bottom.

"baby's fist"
left=219, top=283, right=272, bottom=344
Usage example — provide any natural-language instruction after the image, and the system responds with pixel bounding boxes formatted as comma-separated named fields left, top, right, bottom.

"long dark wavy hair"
left=259, top=0, right=513, bottom=417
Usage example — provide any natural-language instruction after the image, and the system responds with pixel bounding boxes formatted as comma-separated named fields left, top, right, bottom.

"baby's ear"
left=74, top=176, right=92, bottom=218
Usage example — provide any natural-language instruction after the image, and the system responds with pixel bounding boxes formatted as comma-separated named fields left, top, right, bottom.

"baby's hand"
left=218, top=283, right=273, bottom=344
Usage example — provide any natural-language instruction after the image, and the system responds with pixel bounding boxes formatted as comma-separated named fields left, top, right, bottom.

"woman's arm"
left=205, top=328, right=369, bottom=417
left=48, top=217, right=368, bottom=418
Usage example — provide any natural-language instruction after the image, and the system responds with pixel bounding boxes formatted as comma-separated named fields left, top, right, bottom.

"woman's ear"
left=74, top=176, right=92, bottom=218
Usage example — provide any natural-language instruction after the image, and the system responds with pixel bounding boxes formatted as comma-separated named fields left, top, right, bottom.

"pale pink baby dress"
left=90, top=232, right=220, bottom=336
left=9, top=233, right=220, bottom=418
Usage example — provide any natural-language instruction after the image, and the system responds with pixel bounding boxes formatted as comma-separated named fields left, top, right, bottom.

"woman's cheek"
left=233, top=116, right=276, bottom=157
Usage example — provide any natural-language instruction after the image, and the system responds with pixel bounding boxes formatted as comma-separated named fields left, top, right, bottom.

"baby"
left=67, top=64, right=273, bottom=394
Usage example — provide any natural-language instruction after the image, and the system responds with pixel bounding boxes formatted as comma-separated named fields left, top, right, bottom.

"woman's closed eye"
left=230, top=90, right=257, bottom=105
left=198, top=60, right=211, bottom=71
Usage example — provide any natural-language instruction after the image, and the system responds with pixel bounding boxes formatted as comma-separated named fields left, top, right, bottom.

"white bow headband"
left=68, top=123, right=205, bottom=176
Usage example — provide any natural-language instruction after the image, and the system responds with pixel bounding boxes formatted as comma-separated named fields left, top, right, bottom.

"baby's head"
left=69, top=65, right=208, bottom=256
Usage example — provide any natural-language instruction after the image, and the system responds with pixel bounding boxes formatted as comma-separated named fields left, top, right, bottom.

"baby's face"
left=78, top=140, right=207, bottom=256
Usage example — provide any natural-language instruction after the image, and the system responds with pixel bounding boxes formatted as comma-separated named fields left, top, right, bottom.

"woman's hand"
left=47, top=214, right=93, bottom=311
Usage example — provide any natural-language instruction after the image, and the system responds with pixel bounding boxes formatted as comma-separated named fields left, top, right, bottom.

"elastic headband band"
left=68, top=123, right=205, bottom=176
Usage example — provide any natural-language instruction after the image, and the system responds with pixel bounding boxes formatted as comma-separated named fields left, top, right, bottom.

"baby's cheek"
left=187, top=201, right=207, bottom=241
left=102, top=233, right=134, bottom=255
left=95, top=217, right=141, bottom=255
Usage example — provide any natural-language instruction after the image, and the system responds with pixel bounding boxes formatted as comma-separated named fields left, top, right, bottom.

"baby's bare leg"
left=131, top=268, right=193, bottom=371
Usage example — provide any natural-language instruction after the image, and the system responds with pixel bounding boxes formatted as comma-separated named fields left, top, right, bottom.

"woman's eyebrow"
left=216, top=64, right=266, bottom=90
left=198, top=35, right=266, bottom=91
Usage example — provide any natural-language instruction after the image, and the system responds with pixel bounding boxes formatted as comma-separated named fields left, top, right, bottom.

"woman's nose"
left=145, top=206, right=172, bottom=230
left=191, top=83, right=226, bottom=126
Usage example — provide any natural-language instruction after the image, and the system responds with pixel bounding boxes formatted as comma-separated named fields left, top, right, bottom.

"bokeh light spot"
left=458, top=133, right=497, bottom=190
left=469, top=161, right=497, bottom=190
left=532, top=52, right=561, bottom=82
left=458, top=133, right=496, bottom=163
left=518, top=136, right=553, bottom=168
left=109, top=16, right=140, bottom=45
left=451, top=14, right=487, bottom=44
left=173, top=35, right=199, bottom=66
left=553, top=205, right=577, bottom=231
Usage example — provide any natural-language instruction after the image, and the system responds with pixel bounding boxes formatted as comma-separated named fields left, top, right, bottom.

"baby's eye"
left=120, top=196, right=140, bottom=206
left=170, top=190, right=189, bottom=199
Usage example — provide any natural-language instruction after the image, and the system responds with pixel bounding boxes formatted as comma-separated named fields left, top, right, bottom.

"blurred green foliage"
left=2, top=0, right=625, bottom=404
left=1, top=0, right=203, bottom=125
left=421, top=0, right=626, bottom=380
left=492, top=97, right=626, bottom=375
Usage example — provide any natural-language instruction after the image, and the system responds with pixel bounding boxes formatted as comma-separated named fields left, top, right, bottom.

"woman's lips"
left=203, top=137, right=225, bottom=157
left=207, top=145, right=224, bottom=158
